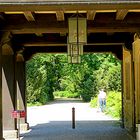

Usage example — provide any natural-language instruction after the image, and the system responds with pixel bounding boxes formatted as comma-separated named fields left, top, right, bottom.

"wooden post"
left=2, top=32, right=18, bottom=139
left=132, top=34, right=140, bottom=140
left=133, top=33, right=140, bottom=124
left=16, top=58, right=29, bottom=131
left=123, top=46, right=134, bottom=131
left=0, top=33, right=4, bottom=140
left=72, top=107, right=75, bottom=129
left=17, top=112, right=20, bottom=140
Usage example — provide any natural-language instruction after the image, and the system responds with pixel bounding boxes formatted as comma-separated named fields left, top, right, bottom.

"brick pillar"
left=123, top=47, right=135, bottom=132
left=16, top=53, right=29, bottom=131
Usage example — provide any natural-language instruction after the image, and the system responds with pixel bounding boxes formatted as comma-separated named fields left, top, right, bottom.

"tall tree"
left=26, top=53, right=121, bottom=104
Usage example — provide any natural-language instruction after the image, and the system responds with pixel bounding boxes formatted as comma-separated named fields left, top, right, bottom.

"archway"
left=0, top=1, right=140, bottom=139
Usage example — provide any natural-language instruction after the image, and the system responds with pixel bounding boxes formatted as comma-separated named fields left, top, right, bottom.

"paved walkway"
left=20, top=98, right=135, bottom=140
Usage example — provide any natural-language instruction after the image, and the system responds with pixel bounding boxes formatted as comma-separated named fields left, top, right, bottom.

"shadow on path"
left=23, top=98, right=135, bottom=140
left=21, top=120, right=135, bottom=140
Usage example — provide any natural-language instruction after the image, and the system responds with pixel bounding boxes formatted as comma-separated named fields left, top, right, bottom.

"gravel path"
left=20, top=98, right=135, bottom=140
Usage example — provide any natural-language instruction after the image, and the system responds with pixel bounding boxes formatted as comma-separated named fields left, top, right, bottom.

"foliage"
left=78, top=74, right=95, bottom=102
left=27, top=102, right=42, bottom=107
left=26, top=53, right=121, bottom=104
left=93, top=54, right=121, bottom=92
left=90, top=91, right=122, bottom=118
left=90, top=97, right=98, bottom=108
left=53, top=91, right=79, bottom=98
left=26, top=54, right=63, bottom=104
left=105, top=91, right=122, bottom=118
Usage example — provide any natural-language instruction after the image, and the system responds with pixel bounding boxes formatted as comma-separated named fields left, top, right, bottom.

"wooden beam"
left=23, top=43, right=66, bottom=47
left=3, top=13, right=140, bottom=34
left=1, top=3, right=140, bottom=12
left=116, top=9, right=128, bottom=20
left=23, top=12, right=35, bottom=22
left=0, top=32, right=13, bottom=55
left=16, top=53, right=24, bottom=62
left=87, top=10, right=96, bottom=20
left=23, top=42, right=123, bottom=47
left=11, top=27, right=67, bottom=34
left=8, top=25, right=140, bottom=34
left=56, top=11, right=64, bottom=21
left=4, top=11, right=24, bottom=14
left=2, top=43, right=14, bottom=55
left=0, top=23, right=3, bottom=140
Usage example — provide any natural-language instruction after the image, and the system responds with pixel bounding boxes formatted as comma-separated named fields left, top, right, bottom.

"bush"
left=90, top=96, right=98, bottom=108
left=90, top=91, right=122, bottom=119
left=27, top=102, right=42, bottom=107
left=81, top=94, right=92, bottom=102
left=106, top=91, right=122, bottom=118
left=53, top=91, right=79, bottom=98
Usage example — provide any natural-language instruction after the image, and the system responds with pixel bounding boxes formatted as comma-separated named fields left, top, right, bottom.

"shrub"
left=81, top=94, right=90, bottom=102
left=90, top=91, right=122, bottom=119
left=53, top=91, right=79, bottom=98
left=90, top=96, right=98, bottom=108
left=106, top=91, right=122, bottom=118
left=27, top=102, right=42, bottom=107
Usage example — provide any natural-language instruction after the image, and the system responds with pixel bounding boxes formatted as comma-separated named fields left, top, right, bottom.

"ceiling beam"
left=23, top=42, right=123, bottom=47
left=24, top=11, right=35, bottom=22
left=23, top=43, right=66, bottom=47
left=0, top=3, right=140, bottom=12
left=3, top=13, right=140, bottom=34
left=56, top=11, right=64, bottom=21
left=116, top=9, right=128, bottom=20
left=7, top=25, right=140, bottom=34
left=11, top=27, right=67, bottom=34
left=87, top=10, right=96, bottom=20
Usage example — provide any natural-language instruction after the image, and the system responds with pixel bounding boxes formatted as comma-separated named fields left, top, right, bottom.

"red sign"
left=20, top=110, right=26, bottom=118
left=12, top=110, right=19, bottom=118
left=12, top=110, right=26, bottom=118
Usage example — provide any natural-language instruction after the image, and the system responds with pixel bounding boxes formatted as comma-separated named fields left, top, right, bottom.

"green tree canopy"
left=26, top=53, right=121, bottom=104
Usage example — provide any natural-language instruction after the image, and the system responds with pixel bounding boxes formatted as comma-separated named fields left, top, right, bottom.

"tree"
left=26, top=53, right=121, bottom=104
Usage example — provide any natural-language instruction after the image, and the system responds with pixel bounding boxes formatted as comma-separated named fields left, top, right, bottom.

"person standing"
left=98, top=89, right=106, bottom=112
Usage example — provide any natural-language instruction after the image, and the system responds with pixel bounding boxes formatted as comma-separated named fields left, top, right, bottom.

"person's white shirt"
left=98, top=89, right=106, bottom=99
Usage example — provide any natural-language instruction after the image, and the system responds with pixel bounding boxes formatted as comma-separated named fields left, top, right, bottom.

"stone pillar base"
left=20, top=123, right=29, bottom=131
left=3, top=130, right=18, bottom=139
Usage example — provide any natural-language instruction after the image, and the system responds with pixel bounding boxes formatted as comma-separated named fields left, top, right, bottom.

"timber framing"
left=23, top=12, right=35, bottom=22
left=0, top=0, right=140, bottom=60
left=116, top=9, right=128, bottom=20
left=2, top=12, right=140, bottom=34
left=1, top=1, right=140, bottom=139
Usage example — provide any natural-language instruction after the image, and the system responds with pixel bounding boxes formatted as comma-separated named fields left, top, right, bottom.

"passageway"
left=1, top=1, right=140, bottom=139
left=20, top=99, right=135, bottom=140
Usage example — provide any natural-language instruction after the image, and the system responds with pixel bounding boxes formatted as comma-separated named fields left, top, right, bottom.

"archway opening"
left=21, top=52, right=126, bottom=140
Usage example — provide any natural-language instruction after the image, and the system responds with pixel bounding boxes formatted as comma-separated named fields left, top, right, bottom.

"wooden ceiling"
left=1, top=10, right=140, bottom=34
left=0, top=1, right=140, bottom=60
